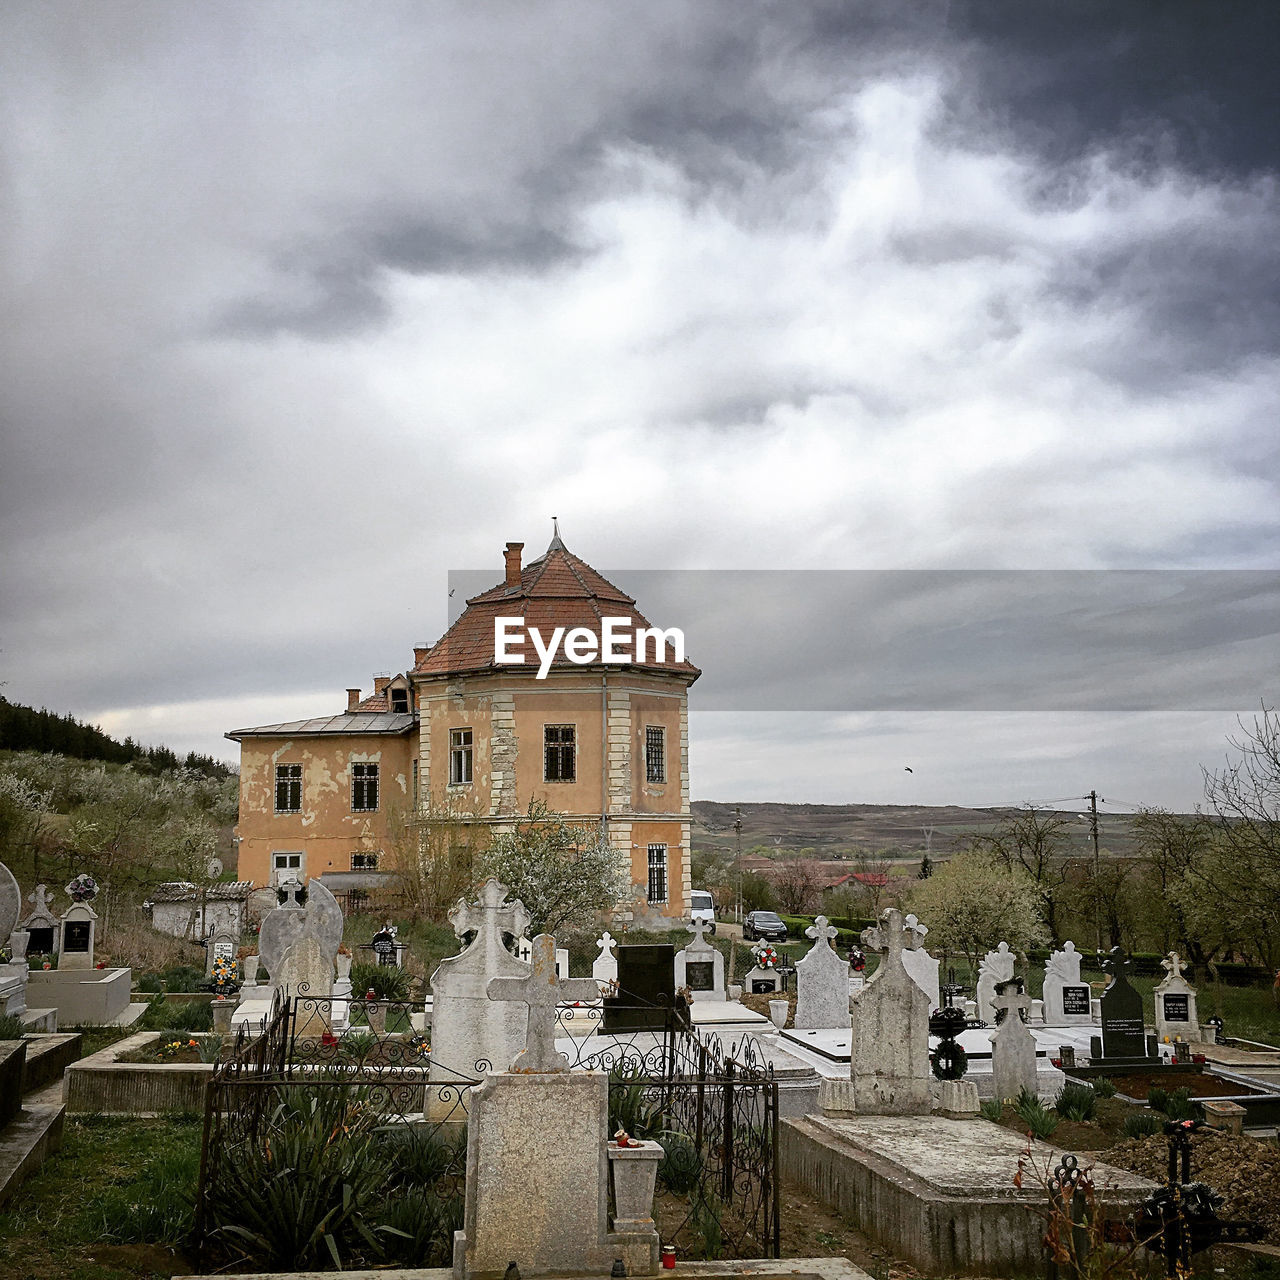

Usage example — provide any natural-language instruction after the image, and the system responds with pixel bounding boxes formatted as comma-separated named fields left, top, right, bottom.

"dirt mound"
left=1104, top=1129, right=1280, bottom=1245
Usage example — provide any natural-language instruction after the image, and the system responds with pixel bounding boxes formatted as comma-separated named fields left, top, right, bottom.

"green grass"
left=0, top=1114, right=202, bottom=1279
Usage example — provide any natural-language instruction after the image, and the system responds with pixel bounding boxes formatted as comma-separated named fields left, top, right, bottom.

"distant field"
left=690, top=799, right=1168, bottom=859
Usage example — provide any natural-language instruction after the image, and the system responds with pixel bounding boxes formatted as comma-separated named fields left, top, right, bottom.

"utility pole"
left=1087, top=789, right=1103, bottom=954
left=734, top=807, right=743, bottom=923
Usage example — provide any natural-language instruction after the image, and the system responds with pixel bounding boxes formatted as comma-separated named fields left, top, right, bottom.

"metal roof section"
left=226, top=712, right=417, bottom=741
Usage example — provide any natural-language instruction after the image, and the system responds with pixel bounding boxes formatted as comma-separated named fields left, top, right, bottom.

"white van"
left=689, top=889, right=716, bottom=935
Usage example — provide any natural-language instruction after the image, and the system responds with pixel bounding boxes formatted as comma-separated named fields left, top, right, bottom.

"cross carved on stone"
left=1161, top=951, right=1185, bottom=981
left=486, top=934, right=600, bottom=1072
left=596, top=930, right=616, bottom=958
left=805, top=915, right=839, bottom=947
left=860, top=907, right=919, bottom=964
left=28, top=884, right=53, bottom=915
left=449, top=877, right=530, bottom=953
left=278, top=877, right=305, bottom=909
left=992, top=978, right=1031, bottom=1026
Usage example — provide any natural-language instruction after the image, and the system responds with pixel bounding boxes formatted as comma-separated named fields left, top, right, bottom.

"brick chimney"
left=374, top=675, right=391, bottom=695
left=504, top=541, right=524, bottom=587
left=413, top=646, right=429, bottom=666
left=346, top=688, right=361, bottom=711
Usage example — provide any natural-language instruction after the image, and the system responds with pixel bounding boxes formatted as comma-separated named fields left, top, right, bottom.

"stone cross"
left=278, top=877, right=305, bottom=909
left=806, top=915, right=839, bottom=946
left=595, top=930, right=616, bottom=957
left=903, top=913, right=929, bottom=944
left=486, top=934, right=600, bottom=1073
left=992, top=979, right=1031, bottom=1026
left=450, top=877, right=530, bottom=951
left=861, top=908, right=918, bottom=963
left=1161, top=951, right=1185, bottom=981
left=685, top=916, right=711, bottom=946
left=28, top=884, right=53, bottom=915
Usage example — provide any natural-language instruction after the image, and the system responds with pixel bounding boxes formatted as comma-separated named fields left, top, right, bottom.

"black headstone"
left=685, top=959, right=716, bottom=992
left=751, top=977, right=778, bottom=994
left=1100, top=949, right=1147, bottom=1058
left=370, top=929, right=398, bottom=967
left=63, top=921, right=91, bottom=953
left=1062, top=985, right=1091, bottom=1016
left=26, top=926, right=54, bottom=955
left=604, top=944, right=675, bottom=1031
left=1161, top=993, right=1190, bottom=1022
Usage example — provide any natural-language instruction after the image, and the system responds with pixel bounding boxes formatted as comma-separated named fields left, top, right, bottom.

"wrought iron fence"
left=193, top=992, right=778, bottom=1270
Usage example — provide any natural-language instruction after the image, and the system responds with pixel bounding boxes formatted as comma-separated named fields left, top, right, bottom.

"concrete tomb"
left=454, top=933, right=660, bottom=1279
left=429, top=879, right=532, bottom=1087
left=822, top=907, right=930, bottom=1117
left=794, top=915, right=850, bottom=1031
left=1042, top=940, right=1094, bottom=1027
left=674, top=916, right=725, bottom=1002
left=990, top=980, right=1038, bottom=1103
left=1154, top=951, right=1201, bottom=1043
left=975, top=942, right=1014, bottom=1026
left=899, top=914, right=941, bottom=1012
left=256, top=876, right=343, bottom=988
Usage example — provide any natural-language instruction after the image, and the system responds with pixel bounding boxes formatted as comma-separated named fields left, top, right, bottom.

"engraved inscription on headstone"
left=685, top=960, right=716, bottom=991
left=371, top=928, right=397, bottom=966
left=1100, top=947, right=1148, bottom=1058
left=751, top=977, right=775, bottom=994
left=1061, top=985, right=1091, bottom=1016
left=1161, top=993, right=1190, bottom=1022
left=64, top=921, right=91, bottom=952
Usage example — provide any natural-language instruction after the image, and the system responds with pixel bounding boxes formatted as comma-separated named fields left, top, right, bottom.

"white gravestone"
left=990, top=981, right=1038, bottom=1103
left=205, top=925, right=238, bottom=978
left=794, top=915, right=849, bottom=1030
left=0, top=860, right=30, bottom=1017
left=976, top=942, right=1015, bottom=1026
left=1043, top=941, right=1094, bottom=1027
left=674, top=917, right=725, bottom=1002
left=452, top=933, right=660, bottom=1280
left=0, top=861, right=21, bottom=948
left=1154, top=952, right=1201, bottom=1043
left=59, top=902, right=97, bottom=970
left=278, top=935, right=333, bottom=1038
left=430, top=879, right=532, bottom=1086
left=900, top=913, right=941, bottom=1011
left=823, top=907, right=931, bottom=1116
left=513, top=934, right=570, bottom=979
left=592, top=930, right=618, bottom=989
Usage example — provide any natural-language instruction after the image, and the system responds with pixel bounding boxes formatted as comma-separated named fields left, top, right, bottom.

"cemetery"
left=4, top=850, right=1280, bottom=1280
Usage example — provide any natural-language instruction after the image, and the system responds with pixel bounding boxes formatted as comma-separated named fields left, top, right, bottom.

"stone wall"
left=65, top=1032, right=213, bottom=1115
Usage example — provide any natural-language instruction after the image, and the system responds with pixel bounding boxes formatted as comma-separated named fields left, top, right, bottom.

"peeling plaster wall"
left=234, top=733, right=414, bottom=887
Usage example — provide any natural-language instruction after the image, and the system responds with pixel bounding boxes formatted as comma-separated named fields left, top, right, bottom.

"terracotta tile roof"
left=414, top=541, right=700, bottom=682
left=355, top=692, right=389, bottom=711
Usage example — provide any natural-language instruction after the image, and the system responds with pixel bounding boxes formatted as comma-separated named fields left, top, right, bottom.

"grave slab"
left=781, top=1113, right=1156, bottom=1277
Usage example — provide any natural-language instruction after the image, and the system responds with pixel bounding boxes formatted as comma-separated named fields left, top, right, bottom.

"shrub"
left=0, top=1012, right=26, bottom=1039
left=373, top=1185, right=463, bottom=1267
left=608, top=1059, right=667, bottom=1139
left=352, top=962, right=410, bottom=1002
left=1146, top=1086, right=1168, bottom=1113
left=141, top=999, right=213, bottom=1033
left=1122, top=1112, right=1165, bottom=1138
left=136, top=972, right=164, bottom=994
left=979, top=1098, right=1004, bottom=1123
left=379, top=1122, right=465, bottom=1188
left=1162, top=1087, right=1204, bottom=1122
left=1053, top=1082, right=1098, bottom=1122
left=1015, top=1086, right=1060, bottom=1139
left=160, top=965, right=204, bottom=993
left=1092, top=1076, right=1117, bottom=1098
left=657, top=1131, right=703, bottom=1196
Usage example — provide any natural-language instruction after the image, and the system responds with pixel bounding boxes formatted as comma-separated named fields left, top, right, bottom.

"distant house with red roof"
left=228, top=530, right=699, bottom=918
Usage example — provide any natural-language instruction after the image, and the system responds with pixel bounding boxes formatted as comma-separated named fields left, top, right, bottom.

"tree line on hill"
left=0, top=695, right=232, bottom=779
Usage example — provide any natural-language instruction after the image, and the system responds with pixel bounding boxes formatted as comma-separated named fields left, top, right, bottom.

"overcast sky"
left=2, top=2, right=1277, bottom=813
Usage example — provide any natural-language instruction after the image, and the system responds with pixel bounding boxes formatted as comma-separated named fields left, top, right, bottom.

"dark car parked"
left=743, top=910, right=789, bottom=942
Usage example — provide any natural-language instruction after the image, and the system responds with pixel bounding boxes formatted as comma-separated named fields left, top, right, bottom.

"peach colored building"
left=227, top=533, right=700, bottom=919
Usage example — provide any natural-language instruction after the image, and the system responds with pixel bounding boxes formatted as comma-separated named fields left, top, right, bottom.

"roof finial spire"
left=547, top=516, right=565, bottom=552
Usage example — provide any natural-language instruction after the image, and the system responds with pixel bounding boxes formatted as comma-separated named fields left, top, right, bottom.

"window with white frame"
left=351, top=762, right=379, bottom=811
left=645, top=725, right=665, bottom=784
left=275, top=764, right=302, bottom=813
left=272, top=851, right=303, bottom=883
left=450, top=728, right=473, bottom=785
left=647, top=843, right=668, bottom=904
left=544, top=724, right=576, bottom=782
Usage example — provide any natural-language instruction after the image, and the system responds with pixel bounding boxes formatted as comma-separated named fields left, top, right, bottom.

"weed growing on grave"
left=979, top=1097, right=1005, bottom=1122
left=608, top=1058, right=668, bottom=1138
left=0, top=1012, right=25, bottom=1039
left=141, top=995, right=214, bottom=1033
left=689, top=1191, right=726, bottom=1261
left=1054, top=1082, right=1099, bottom=1122
left=1121, top=1112, right=1164, bottom=1138
left=83, top=1137, right=200, bottom=1244
left=1092, top=1076, right=1117, bottom=1098
left=352, top=961, right=410, bottom=1002
left=657, top=1131, right=703, bottom=1196
left=1016, top=1086, right=1061, bottom=1139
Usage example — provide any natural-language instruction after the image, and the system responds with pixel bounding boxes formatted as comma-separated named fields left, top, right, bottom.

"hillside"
left=690, top=799, right=1155, bottom=859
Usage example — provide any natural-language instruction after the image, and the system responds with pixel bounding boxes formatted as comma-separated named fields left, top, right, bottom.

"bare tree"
left=386, top=795, right=488, bottom=923
left=774, top=856, right=818, bottom=915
